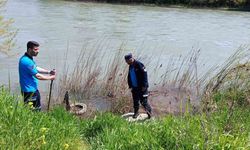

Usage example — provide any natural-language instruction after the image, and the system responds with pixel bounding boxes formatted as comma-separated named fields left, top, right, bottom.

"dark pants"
left=131, top=88, right=152, bottom=114
left=21, top=90, right=41, bottom=111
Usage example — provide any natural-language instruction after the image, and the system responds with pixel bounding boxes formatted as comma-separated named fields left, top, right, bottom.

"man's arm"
left=128, top=71, right=132, bottom=89
left=36, top=66, right=50, bottom=74
left=35, top=73, right=55, bottom=80
left=37, top=67, right=56, bottom=75
left=138, top=62, right=148, bottom=89
left=142, top=70, right=148, bottom=90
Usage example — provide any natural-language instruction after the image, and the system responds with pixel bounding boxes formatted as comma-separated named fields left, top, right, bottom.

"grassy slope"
left=80, top=109, right=250, bottom=149
left=0, top=88, right=87, bottom=150
left=0, top=87, right=249, bottom=149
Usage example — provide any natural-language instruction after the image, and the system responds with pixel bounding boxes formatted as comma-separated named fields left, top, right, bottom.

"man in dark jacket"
left=125, top=53, right=152, bottom=119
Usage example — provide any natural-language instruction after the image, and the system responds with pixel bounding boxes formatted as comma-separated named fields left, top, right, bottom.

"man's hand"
left=50, top=74, right=56, bottom=80
left=50, top=69, right=56, bottom=75
left=50, top=69, right=56, bottom=80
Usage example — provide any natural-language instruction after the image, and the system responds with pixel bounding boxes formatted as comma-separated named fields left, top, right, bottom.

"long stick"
left=47, top=80, right=53, bottom=111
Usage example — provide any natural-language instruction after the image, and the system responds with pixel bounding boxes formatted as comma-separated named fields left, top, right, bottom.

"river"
left=1, top=0, right=250, bottom=95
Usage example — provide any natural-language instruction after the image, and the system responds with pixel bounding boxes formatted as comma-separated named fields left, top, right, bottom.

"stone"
left=122, top=112, right=150, bottom=122
left=69, top=103, right=87, bottom=115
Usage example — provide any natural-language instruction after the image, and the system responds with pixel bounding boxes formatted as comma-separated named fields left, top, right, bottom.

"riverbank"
left=1, top=46, right=250, bottom=149
left=0, top=86, right=249, bottom=149
left=75, top=0, right=250, bottom=11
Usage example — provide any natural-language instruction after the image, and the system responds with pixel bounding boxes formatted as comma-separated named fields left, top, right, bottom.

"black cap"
left=124, top=53, right=132, bottom=60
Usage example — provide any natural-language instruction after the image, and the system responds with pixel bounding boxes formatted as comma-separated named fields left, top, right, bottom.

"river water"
left=1, top=0, right=250, bottom=94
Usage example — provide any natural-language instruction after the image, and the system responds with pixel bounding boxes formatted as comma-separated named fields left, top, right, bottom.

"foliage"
left=0, top=86, right=249, bottom=149
left=79, top=109, right=250, bottom=149
left=0, top=87, right=87, bottom=150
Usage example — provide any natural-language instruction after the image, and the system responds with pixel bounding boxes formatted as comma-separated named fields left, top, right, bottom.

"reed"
left=56, top=41, right=207, bottom=115
left=56, top=40, right=250, bottom=116
left=55, top=41, right=132, bottom=113
left=1, top=43, right=250, bottom=149
left=202, top=46, right=250, bottom=112
left=0, top=0, right=17, bottom=55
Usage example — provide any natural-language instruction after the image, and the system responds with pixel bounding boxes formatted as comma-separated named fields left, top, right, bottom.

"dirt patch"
left=148, top=86, right=200, bottom=117
left=44, top=85, right=201, bottom=118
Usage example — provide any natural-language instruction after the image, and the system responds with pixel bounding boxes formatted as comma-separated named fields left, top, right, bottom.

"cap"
left=124, top=53, right=132, bottom=60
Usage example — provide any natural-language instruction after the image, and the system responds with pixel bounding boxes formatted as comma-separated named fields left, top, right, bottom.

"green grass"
left=0, top=86, right=249, bottom=149
left=79, top=110, right=250, bottom=150
left=0, top=87, right=87, bottom=150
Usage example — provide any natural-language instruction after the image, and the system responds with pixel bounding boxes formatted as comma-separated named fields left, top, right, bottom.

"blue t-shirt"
left=19, top=54, right=38, bottom=92
left=129, top=66, right=138, bottom=88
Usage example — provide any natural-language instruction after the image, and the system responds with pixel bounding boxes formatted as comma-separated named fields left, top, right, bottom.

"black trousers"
left=131, top=88, right=152, bottom=113
left=21, top=90, right=41, bottom=111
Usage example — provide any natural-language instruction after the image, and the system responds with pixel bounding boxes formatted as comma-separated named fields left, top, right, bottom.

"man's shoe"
left=132, top=112, right=139, bottom=119
left=147, top=112, right=151, bottom=119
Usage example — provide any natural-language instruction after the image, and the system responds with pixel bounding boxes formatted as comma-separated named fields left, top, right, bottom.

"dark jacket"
left=127, top=60, right=148, bottom=89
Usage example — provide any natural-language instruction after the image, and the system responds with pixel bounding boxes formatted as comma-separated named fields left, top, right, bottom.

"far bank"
left=75, top=0, right=250, bottom=11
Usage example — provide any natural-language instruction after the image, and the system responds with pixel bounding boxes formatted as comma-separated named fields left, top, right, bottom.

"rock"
left=122, top=112, right=150, bottom=122
left=69, top=103, right=87, bottom=115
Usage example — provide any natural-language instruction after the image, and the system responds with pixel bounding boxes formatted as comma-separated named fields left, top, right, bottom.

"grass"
left=0, top=83, right=250, bottom=149
left=74, top=93, right=249, bottom=149
left=66, top=108, right=250, bottom=149
left=1, top=0, right=250, bottom=148
left=52, top=45, right=250, bottom=149
left=0, top=0, right=17, bottom=55
left=56, top=43, right=205, bottom=114
left=0, top=87, right=87, bottom=150
left=55, top=42, right=132, bottom=113
left=56, top=43, right=250, bottom=117
left=202, top=47, right=250, bottom=112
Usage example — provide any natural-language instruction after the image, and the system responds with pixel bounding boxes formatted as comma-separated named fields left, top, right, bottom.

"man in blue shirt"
left=19, top=41, right=56, bottom=110
left=125, top=53, right=152, bottom=119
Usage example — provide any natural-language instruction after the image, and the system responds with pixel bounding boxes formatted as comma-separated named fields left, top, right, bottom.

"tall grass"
left=56, top=42, right=201, bottom=114
left=78, top=109, right=250, bottom=149
left=1, top=44, right=250, bottom=149
left=57, top=42, right=250, bottom=116
left=0, top=87, right=87, bottom=149
left=56, top=42, right=132, bottom=113
left=1, top=85, right=249, bottom=149
left=202, top=46, right=250, bottom=112
left=0, top=0, right=17, bottom=55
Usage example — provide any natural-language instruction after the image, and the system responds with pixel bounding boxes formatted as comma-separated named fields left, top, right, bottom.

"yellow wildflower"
left=41, top=135, right=46, bottom=145
left=40, top=127, right=48, bottom=134
left=28, top=102, right=33, bottom=106
left=64, top=143, right=69, bottom=149
left=28, top=102, right=34, bottom=109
